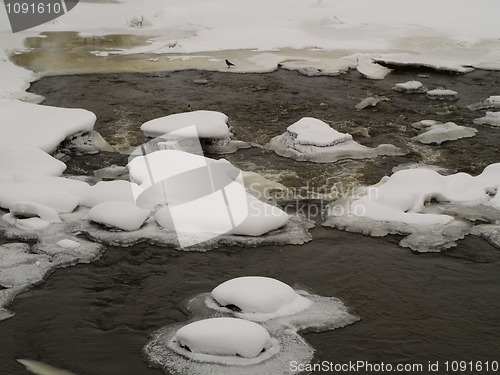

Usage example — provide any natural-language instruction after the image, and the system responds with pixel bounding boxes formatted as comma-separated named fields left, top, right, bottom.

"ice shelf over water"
left=473, top=111, right=500, bottom=127
left=413, top=122, right=478, bottom=145
left=143, top=276, right=359, bottom=375
left=266, top=117, right=403, bottom=163
left=324, top=163, right=500, bottom=252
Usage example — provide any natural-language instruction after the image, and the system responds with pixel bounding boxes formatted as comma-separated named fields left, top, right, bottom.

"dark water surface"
left=1, top=68, right=500, bottom=375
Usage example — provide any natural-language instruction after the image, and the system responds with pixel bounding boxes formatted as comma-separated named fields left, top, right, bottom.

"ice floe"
left=355, top=96, right=389, bottom=110
left=143, top=276, right=358, bottom=375
left=467, top=95, right=500, bottom=111
left=88, top=201, right=150, bottom=231
left=473, top=111, right=500, bottom=127
left=0, top=99, right=96, bottom=153
left=266, top=117, right=403, bottom=163
left=426, top=89, right=459, bottom=101
left=392, top=80, right=427, bottom=94
left=323, top=163, right=500, bottom=252
left=354, top=55, right=392, bottom=80
left=413, top=122, right=478, bottom=144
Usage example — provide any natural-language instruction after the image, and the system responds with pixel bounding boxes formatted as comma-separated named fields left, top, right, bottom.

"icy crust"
left=473, top=111, right=500, bottom=127
left=77, top=212, right=313, bottom=251
left=266, top=117, right=403, bottom=163
left=413, top=122, right=478, bottom=145
left=143, top=286, right=358, bottom=375
left=173, top=318, right=272, bottom=359
left=392, top=80, right=427, bottom=94
left=0, top=99, right=96, bottom=153
left=0, top=212, right=104, bottom=321
left=323, top=163, right=500, bottom=252
left=208, top=277, right=312, bottom=322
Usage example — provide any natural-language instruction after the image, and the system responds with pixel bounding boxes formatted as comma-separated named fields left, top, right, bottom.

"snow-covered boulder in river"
left=266, top=117, right=402, bottom=163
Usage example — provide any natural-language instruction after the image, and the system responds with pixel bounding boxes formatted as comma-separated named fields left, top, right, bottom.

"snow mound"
left=468, top=95, right=500, bottom=111
left=0, top=177, right=89, bottom=213
left=9, top=201, right=61, bottom=223
left=172, top=318, right=272, bottom=360
left=413, top=122, right=477, bottom=144
left=208, top=276, right=312, bottom=321
left=141, top=110, right=230, bottom=139
left=473, top=111, right=500, bottom=127
left=0, top=99, right=96, bottom=153
left=88, top=201, right=150, bottom=231
left=426, top=89, right=458, bottom=100
left=324, top=163, right=500, bottom=252
left=393, top=80, right=427, bottom=93
left=0, top=145, right=66, bottom=181
left=266, top=117, right=403, bottom=163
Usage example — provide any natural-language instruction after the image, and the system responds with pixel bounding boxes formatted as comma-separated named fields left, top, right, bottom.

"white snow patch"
left=0, top=100, right=96, bottom=153
left=468, top=95, right=500, bottom=111
left=0, top=145, right=66, bottom=181
left=88, top=201, right=150, bottom=231
left=355, top=55, right=392, bottom=80
left=79, top=180, right=136, bottom=208
left=266, top=117, right=403, bottom=163
left=173, top=318, right=272, bottom=359
left=413, top=122, right=477, bottom=144
left=355, top=96, right=389, bottom=110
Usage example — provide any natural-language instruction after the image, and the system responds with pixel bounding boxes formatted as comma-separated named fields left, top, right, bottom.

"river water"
left=1, top=67, right=499, bottom=375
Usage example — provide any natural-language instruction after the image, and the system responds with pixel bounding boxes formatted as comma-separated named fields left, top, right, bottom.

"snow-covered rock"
left=80, top=180, right=136, bottom=208
left=0, top=99, right=96, bottom=153
left=0, top=145, right=66, bottom=181
left=208, top=276, right=312, bottom=321
left=173, top=318, right=272, bottom=359
left=324, top=163, right=500, bottom=252
left=473, top=111, right=500, bottom=127
left=0, top=177, right=89, bottom=213
left=88, top=201, right=150, bottom=231
left=141, top=110, right=230, bottom=139
left=266, top=117, right=403, bottom=163
left=426, top=89, right=458, bottom=100
left=392, top=80, right=427, bottom=93
left=9, top=201, right=61, bottom=223
left=413, top=122, right=477, bottom=144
